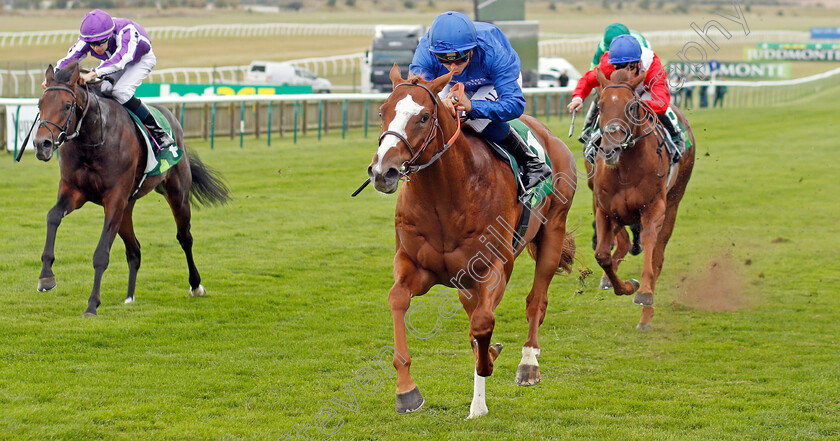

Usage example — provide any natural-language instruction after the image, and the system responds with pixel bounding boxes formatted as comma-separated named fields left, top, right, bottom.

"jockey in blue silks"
left=45, top=9, right=174, bottom=152
left=409, top=11, right=551, bottom=192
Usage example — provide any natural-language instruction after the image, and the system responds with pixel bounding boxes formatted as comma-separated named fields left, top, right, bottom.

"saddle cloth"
left=125, top=106, right=183, bottom=177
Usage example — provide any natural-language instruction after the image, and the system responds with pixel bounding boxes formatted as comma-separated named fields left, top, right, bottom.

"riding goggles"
left=434, top=50, right=471, bottom=65
left=89, top=37, right=109, bottom=47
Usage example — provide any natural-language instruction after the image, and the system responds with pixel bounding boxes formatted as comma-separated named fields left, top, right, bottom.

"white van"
left=537, top=57, right=581, bottom=88
left=245, top=61, right=332, bottom=93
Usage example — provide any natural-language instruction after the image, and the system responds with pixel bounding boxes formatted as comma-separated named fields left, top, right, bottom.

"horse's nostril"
left=367, top=166, right=374, bottom=178
left=42, top=140, right=52, bottom=149
left=385, top=168, right=400, bottom=181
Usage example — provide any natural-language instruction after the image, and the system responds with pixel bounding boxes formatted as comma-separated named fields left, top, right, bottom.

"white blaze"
left=374, top=95, right=424, bottom=174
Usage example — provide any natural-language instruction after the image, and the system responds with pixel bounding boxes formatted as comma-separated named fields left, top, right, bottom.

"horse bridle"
left=39, top=84, right=93, bottom=148
left=600, top=84, right=658, bottom=150
left=378, top=82, right=461, bottom=177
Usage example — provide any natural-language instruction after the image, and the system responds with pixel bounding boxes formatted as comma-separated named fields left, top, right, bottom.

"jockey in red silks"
left=568, top=34, right=686, bottom=161
left=43, top=9, right=174, bottom=152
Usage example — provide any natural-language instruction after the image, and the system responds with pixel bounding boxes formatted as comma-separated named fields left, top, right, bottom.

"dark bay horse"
left=32, top=63, right=230, bottom=317
left=591, top=68, right=695, bottom=330
left=367, top=65, right=577, bottom=418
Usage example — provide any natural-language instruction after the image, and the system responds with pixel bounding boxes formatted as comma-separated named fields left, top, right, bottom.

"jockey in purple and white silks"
left=409, top=11, right=551, bottom=193
left=47, top=9, right=174, bottom=152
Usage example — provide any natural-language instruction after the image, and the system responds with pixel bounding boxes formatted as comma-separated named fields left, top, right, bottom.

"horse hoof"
left=395, top=386, right=424, bottom=414
left=599, top=276, right=613, bottom=290
left=82, top=311, right=97, bottom=318
left=515, top=364, right=541, bottom=386
left=124, top=297, right=135, bottom=304
left=629, top=279, right=640, bottom=293
left=189, top=284, right=206, bottom=297
left=636, top=322, right=653, bottom=331
left=489, top=342, right=503, bottom=359
left=468, top=405, right=489, bottom=419
left=633, top=291, right=654, bottom=306
left=37, top=277, right=57, bottom=292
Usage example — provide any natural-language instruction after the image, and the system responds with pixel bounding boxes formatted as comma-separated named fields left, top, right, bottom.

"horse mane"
left=54, top=62, right=79, bottom=84
left=406, top=74, right=423, bottom=85
left=611, top=69, right=636, bottom=85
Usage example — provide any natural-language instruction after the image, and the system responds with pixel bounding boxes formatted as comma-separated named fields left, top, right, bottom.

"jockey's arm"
left=94, top=27, right=140, bottom=77
left=55, top=39, right=90, bottom=72
left=642, top=55, right=671, bottom=114
left=468, top=46, right=525, bottom=121
left=567, top=69, right=599, bottom=113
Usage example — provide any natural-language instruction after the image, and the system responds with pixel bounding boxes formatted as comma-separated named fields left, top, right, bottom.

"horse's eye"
left=378, top=112, right=382, bottom=119
left=64, top=103, right=72, bottom=111
left=419, top=114, right=430, bottom=123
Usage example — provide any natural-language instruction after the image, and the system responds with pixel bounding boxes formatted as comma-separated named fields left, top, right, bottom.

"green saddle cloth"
left=501, top=119, right=554, bottom=207
left=126, top=106, right=183, bottom=177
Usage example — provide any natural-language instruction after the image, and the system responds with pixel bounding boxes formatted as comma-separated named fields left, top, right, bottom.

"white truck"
left=361, top=25, right=425, bottom=93
left=245, top=61, right=332, bottom=93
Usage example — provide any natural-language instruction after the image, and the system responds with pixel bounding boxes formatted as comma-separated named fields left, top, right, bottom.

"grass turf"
left=0, top=85, right=838, bottom=440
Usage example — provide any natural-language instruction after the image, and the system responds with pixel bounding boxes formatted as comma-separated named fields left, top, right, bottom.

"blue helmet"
left=608, top=34, right=642, bottom=65
left=428, top=11, right=477, bottom=59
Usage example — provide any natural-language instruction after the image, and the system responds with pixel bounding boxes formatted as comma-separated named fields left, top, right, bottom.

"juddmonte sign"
left=667, top=61, right=790, bottom=79
left=135, top=83, right=312, bottom=98
left=746, top=46, right=840, bottom=61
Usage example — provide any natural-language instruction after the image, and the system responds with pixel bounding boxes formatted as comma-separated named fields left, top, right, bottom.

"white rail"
left=0, top=23, right=377, bottom=47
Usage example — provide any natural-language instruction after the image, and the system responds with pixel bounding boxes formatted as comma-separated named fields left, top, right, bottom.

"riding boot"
left=499, top=127, right=551, bottom=192
left=142, top=112, right=175, bottom=153
left=657, top=112, right=684, bottom=162
left=578, top=101, right=600, bottom=145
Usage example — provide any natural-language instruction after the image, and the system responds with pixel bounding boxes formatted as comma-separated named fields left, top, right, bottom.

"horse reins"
left=600, top=83, right=668, bottom=177
left=378, top=82, right=462, bottom=177
left=39, top=83, right=104, bottom=149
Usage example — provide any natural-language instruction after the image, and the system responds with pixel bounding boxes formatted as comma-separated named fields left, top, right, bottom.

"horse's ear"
left=630, top=69, right=645, bottom=90
left=44, top=64, right=55, bottom=86
left=69, top=63, right=80, bottom=86
left=595, top=67, right=608, bottom=95
left=389, top=63, right=404, bottom=89
left=596, top=67, right=609, bottom=87
left=428, top=69, right=455, bottom=95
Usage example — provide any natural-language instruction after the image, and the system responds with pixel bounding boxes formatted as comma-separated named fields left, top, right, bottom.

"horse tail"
left=525, top=231, right=576, bottom=274
left=188, top=151, right=231, bottom=207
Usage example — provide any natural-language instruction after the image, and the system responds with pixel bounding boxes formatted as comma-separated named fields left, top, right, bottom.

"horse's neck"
left=405, top=137, right=475, bottom=208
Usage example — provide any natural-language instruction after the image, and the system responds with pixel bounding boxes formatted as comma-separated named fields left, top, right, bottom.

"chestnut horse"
left=591, top=68, right=695, bottom=330
left=367, top=65, right=576, bottom=418
left=32, top=63, right=230, bottom=317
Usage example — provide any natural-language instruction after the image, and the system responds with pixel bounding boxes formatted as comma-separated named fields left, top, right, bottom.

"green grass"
left=0, top=83, right=839, bottom=440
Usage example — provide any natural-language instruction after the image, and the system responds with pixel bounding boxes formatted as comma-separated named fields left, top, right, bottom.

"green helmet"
left=603, top=23, right=630, bottom=46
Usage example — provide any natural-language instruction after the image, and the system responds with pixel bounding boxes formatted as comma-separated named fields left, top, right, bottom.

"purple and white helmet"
left=79, top=9, right=115, bottom=43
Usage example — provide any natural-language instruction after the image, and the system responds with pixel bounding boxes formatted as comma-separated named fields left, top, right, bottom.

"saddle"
left=484, top=119, right=554, bottom=240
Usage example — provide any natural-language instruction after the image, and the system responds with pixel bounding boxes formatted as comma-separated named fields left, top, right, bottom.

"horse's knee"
left=470, top=310, right=495, bottom=339
left=92, top=249, right=110, bottom=270
left=595, top=251, right=612, bottom=268
left=176, top=231, right=193, bottom=248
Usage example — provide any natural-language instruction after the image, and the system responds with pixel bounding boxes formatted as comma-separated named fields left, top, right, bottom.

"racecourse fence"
left=4, top=67, right=840, bottom=156
left=538, top=30, right=811, bottom=56
left=0, top=23, right=377, bottom=47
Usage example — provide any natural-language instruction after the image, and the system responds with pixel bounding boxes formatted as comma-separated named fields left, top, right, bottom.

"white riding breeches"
left=99, top=50, right=157, bottom=104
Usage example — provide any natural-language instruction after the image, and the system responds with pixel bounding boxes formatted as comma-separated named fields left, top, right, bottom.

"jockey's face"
left=90, top=38, right=109, bottom=55
left=437, top=51, right=472, bottom=76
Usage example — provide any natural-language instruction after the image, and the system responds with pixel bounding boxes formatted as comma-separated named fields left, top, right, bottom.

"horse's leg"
left=599, top=227, right=631, bottom=290
left=594, top=209, right=639, bottom=296
left=516, top=223, right=566, bottom=386
left=117, top=202, right=141, bottom=304
left=38, top=186, right=86, bottom=292
left=389, top=250, right=434, bottom=414
left=467, top=260, right=507, bottom=419
left=637, top=202, right=680, bottom=330
left=629, top=223, right=643, bottom=255
left=85, top=195, right=128, bottom=317
left=164, top=177, right=204, bottom=297
left=633, top=200, right=667, bottom=330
